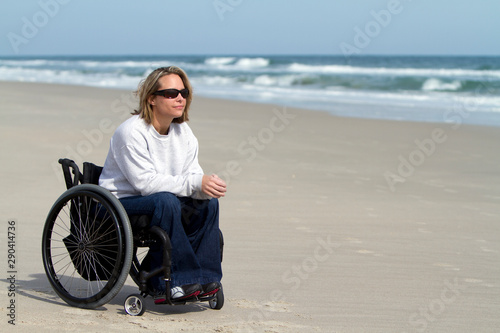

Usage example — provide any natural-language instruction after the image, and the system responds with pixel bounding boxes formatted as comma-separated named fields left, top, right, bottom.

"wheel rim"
left=209, top=295, right=217, bottom=308
left=124, top=296, right=143, bottom=316
left=42, top=188, right=126, bottom=306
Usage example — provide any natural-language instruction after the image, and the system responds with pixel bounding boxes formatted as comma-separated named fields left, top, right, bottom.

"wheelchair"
left=41, top=158, right=224, bottom=316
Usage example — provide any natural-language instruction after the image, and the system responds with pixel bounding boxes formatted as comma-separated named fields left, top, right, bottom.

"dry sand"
left=1, top=81, right=499, bottom=332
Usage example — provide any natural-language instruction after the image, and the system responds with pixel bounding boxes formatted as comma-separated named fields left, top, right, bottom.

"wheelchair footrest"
left=198, top=294, right=217, bottom=302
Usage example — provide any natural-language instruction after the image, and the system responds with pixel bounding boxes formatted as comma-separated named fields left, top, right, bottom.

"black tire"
left=209, top=287, right=224, bottom=310
left=42, top=184, right=133, bottom=309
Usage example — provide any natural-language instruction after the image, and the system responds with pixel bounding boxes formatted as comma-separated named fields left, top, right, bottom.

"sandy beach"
left=1, top=81, right=499, bottom=332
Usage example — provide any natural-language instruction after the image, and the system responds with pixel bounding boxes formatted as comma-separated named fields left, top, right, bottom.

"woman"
left=99, top=66, right=226, bottom=302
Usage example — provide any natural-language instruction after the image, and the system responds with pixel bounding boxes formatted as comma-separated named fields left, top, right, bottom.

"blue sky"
left=1, top=0, right=499, bottom=56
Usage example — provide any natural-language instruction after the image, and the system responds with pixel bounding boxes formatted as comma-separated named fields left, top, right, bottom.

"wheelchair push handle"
left=58, top=158, right=82, bottom=189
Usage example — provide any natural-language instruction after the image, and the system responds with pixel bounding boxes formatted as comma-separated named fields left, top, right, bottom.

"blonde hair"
left=133, top=66, right=193, bottom=124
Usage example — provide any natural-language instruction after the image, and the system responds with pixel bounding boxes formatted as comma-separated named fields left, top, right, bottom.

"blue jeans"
left=119, top=192, right=222, bottom=289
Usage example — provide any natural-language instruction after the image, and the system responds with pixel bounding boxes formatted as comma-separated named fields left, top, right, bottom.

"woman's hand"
left=202, top=174, right=227, bottom=198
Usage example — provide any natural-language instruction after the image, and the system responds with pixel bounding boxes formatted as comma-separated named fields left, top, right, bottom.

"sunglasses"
left=153, top=88, right=189, bottom=99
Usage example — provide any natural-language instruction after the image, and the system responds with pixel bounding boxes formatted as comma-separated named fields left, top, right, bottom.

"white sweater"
left=99, top=115, right=209, bottom=199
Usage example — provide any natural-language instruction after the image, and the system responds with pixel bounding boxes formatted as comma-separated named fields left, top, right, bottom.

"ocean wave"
left=0, top=58, right=176, bottom=73
left=287, top=63, right=500, bottom=79
left=204, top=57, right=236, bottom=66
left=195, top=57, right=272, bottom=72
left=253, top=74, right=298, bottom=86
left=0, top=59, right=51, bottom=67
left=234, top=57, right=270, bottom=68
left=422, top=78, right=462, bottom=91
left=225, top=83, right=500, bottom=111
left=0, top=66, right=141, bottom=89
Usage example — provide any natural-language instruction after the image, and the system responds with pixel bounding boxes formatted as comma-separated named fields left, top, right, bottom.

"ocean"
left=1, top=55, right=500, bottom=126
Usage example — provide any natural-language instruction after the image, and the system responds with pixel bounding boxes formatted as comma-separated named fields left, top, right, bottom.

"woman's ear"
left=148, top=95, right=155, bottom=106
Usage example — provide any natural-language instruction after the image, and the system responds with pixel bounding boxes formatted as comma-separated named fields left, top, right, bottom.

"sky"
left=1, top=0, right=499, bottom=56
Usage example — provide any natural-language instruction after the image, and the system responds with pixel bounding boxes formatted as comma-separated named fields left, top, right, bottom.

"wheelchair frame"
left=41, top=158, right=224, bottom=316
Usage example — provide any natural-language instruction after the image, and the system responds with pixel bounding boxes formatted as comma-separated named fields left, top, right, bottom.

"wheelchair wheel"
left=42, top=184, right=133, bottom=309
left=209, top=287, right=224, bottom=310
left=124, top=294, right=146, bottom=316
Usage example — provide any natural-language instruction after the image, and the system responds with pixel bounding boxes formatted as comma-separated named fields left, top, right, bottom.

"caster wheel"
left=209, top=288, right=224, bottom=310
left=124, top=294, right=146, bottom=316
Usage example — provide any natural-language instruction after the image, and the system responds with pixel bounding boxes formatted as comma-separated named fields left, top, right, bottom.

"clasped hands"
left=202, top=174, right=227, bottom=198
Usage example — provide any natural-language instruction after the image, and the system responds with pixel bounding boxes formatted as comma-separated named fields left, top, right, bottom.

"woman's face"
left=150, top=74, right=186, bottom=122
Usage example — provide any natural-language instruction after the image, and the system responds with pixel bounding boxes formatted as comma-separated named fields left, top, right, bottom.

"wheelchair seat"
left=41, top=158, right=224, bottom=316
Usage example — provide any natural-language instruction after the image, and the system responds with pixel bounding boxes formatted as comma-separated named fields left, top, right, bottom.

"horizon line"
left=1, top=53, right=500, bottom=58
